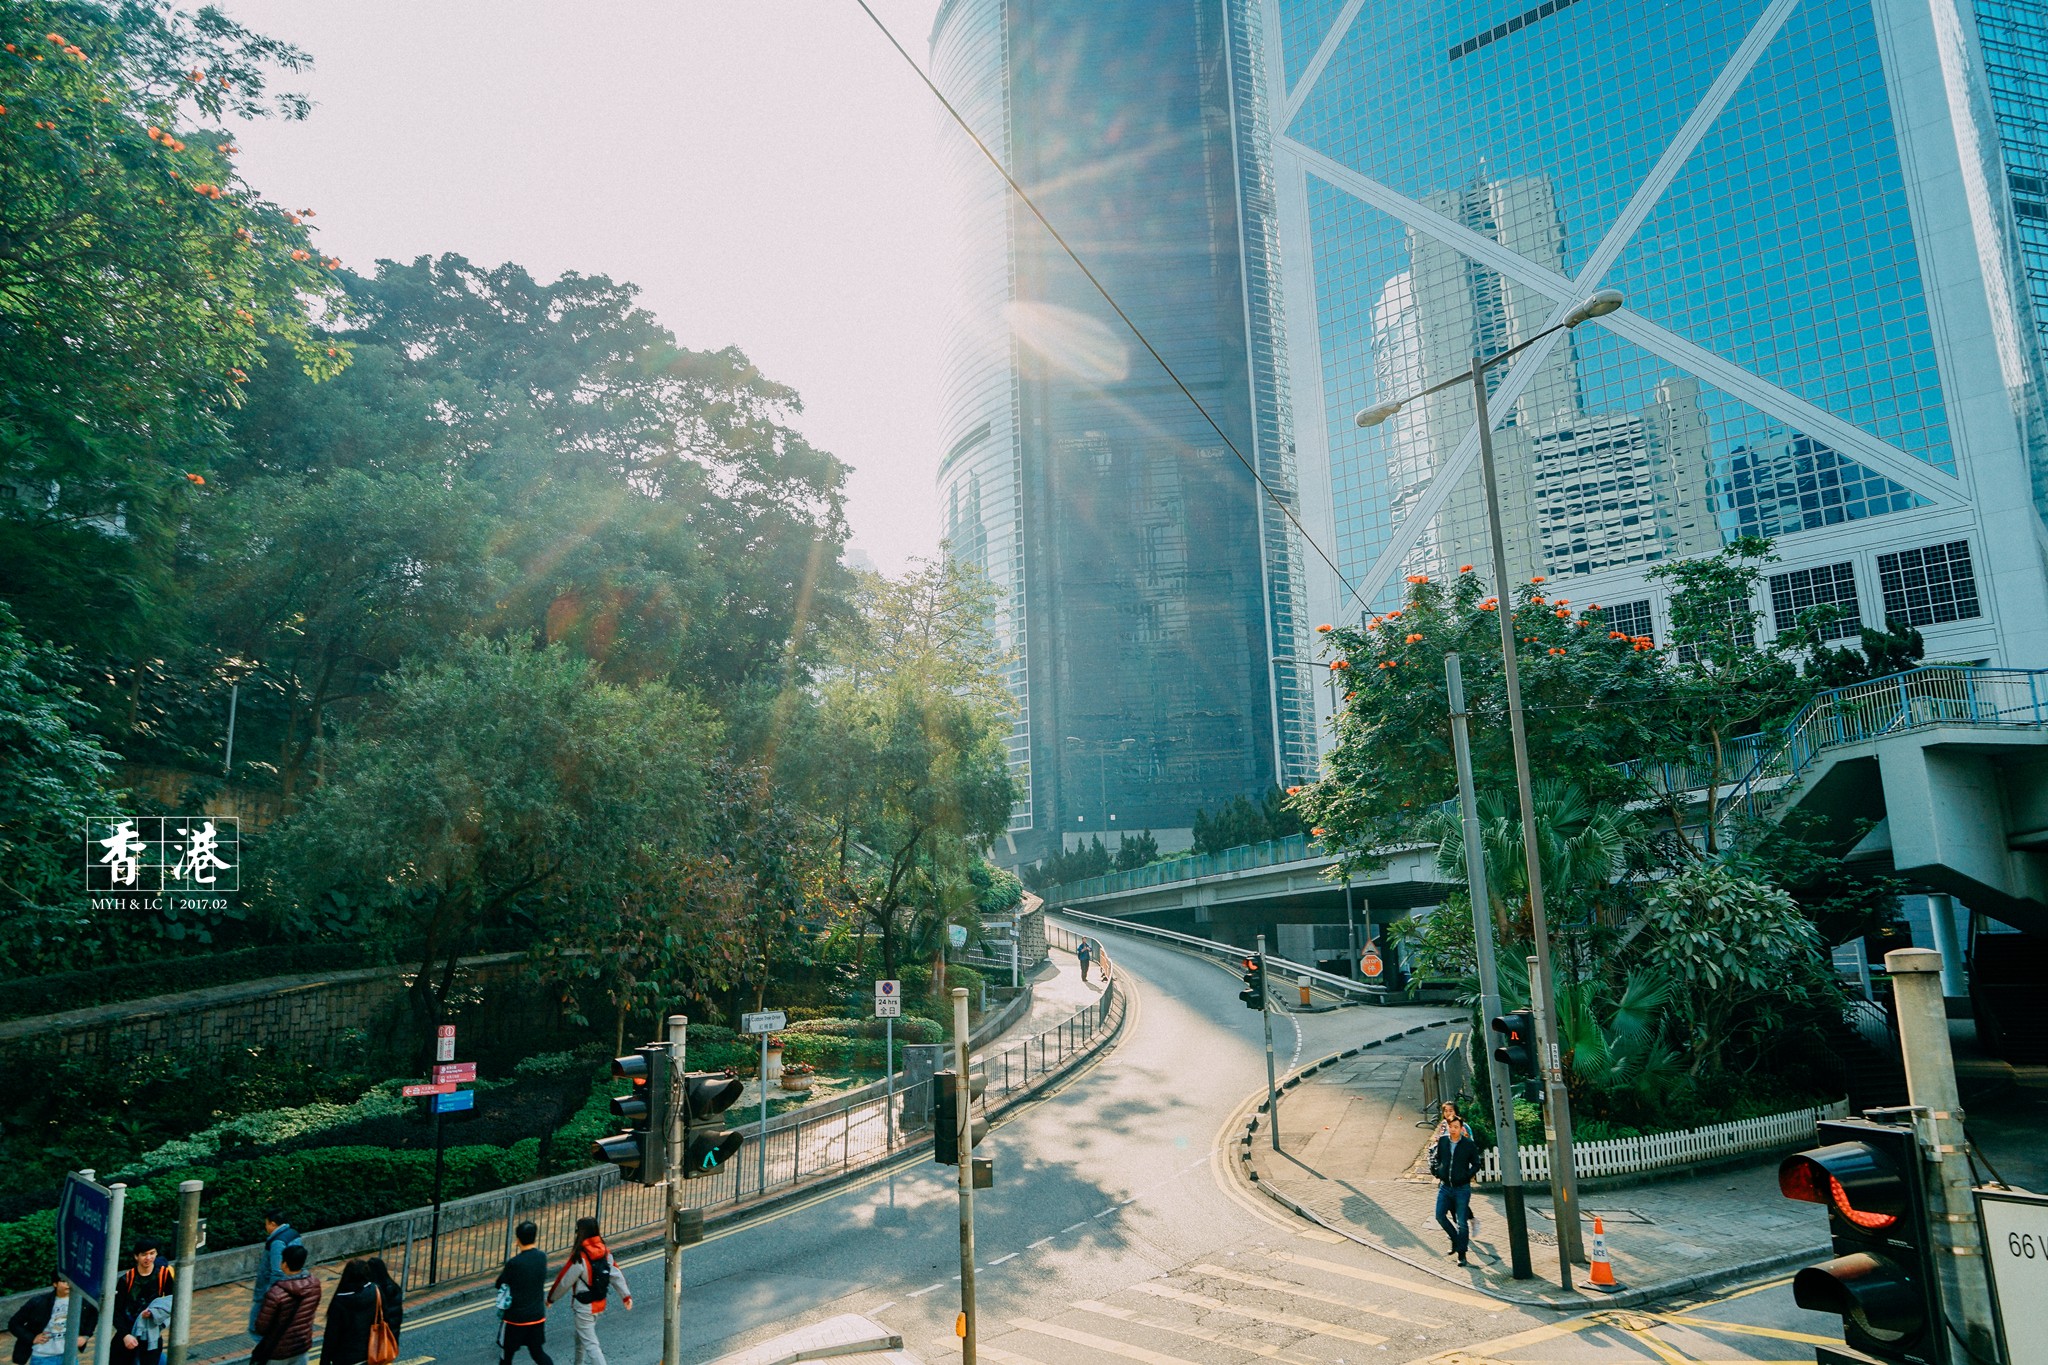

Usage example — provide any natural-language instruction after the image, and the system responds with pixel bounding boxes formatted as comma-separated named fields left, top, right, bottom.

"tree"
left=799, top=558, right=1017, bottom=982
left=1113, top=830, right=1158, bottom=870
left=1, top=2, right=346, bottom=659
left=273, top=638, right=717, bottom=1043
left=1190, top=787, right=1307, bottom=854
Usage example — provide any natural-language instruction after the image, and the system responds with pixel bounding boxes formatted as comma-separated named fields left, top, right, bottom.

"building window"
left=1770, top=562, right=1861, bottom=641
left=1601, top=599, right=1654, bottom=642
left=1877, top=541, right=1982, bottom=627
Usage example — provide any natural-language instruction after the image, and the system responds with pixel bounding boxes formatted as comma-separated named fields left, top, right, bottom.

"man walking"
left=249, top=1210, right=302, bottom=1335
left=1075, top=938, right=1093, bottom=983
left=250, top=1245, right=320, bottom=1365
left=1430, top=1114, right=1482, bottom=1266
left=547, top=1218, right=630, bottom=1365
left=111, top=1241, right=174, bottom=1365
left=494, top=1222, right=552, bottom=1365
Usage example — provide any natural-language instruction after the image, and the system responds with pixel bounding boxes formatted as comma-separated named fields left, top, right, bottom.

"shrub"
left=116, top=1083, right=413, bottom=1179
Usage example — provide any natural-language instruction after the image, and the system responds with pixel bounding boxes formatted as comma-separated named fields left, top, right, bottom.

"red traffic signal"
left=1779, top=1141, right=1906, bottom=1231
left=1490, top=1009, right=1536, bottom=1073
left=1239, top=955, right=1266, bottom=1011
left=593, top=1047, right=669, bottom=1186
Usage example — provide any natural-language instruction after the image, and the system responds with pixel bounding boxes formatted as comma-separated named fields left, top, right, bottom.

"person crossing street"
left=547, top=1218, right=630, bottom=1365
left=1430, top=1114, right=1482, bottom=1266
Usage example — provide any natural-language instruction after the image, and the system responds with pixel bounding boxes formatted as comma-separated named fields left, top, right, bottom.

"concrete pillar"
left=1923, top=894, right=1967, bottom=998
left=1884, top=948, right=1995, bottom=1359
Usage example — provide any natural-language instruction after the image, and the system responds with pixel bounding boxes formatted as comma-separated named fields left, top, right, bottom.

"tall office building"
left=931, top=0, right=1317, bottom=865
left=1268, top=0, right=2048, bottom=687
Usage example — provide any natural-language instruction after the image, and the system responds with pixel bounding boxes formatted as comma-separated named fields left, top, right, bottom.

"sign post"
left=1977, top=1186, right=2048, bottom=1365
left=875, top=983, right=906, bottom=1225
left=421, top=1024, right=466, bottom=1284
left=58, top=1173, right=121, bottom=1365
left=742, top=1010, right=785, bottom=1198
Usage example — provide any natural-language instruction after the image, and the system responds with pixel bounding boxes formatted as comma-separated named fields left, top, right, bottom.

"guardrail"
left=1419, top=1030, right=1472, bottom=1119
left=1053, top=907, right=1383, bottom=1003
left=1475, top=1099, right=1850, bottom=1183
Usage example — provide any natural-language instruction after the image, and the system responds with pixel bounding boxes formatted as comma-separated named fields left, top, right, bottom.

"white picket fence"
left=1476, top=1099, right=1850, bottom=1183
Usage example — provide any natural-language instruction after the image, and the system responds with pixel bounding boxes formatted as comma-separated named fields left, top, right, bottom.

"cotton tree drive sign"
left=741, top=1010, right=786, bottom=1035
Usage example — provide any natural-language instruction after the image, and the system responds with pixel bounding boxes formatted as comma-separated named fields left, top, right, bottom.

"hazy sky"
left=214, top=0, right=948, bottom=574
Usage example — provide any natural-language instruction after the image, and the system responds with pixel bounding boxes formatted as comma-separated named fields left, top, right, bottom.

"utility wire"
left=851, top=0, right=1370, bottom=617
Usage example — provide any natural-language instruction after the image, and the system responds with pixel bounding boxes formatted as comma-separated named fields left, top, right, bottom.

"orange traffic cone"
left=1588, top=1215, right=1621, bottom=1291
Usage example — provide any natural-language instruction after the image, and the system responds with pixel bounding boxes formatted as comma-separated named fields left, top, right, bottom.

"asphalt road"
left=386, top=932, right=1848, bottom=1364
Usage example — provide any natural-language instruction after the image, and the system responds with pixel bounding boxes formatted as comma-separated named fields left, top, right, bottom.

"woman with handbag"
left=316, top=1263, right=381, bottom=1365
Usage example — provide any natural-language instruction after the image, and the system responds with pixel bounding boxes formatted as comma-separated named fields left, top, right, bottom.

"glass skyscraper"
left=1269, top=0, right=2048, bottom=680
left=931, top=0, right=1317, bottom=865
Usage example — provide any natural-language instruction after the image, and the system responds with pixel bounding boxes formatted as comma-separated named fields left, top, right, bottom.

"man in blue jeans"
left=1431, top=1115, right=1481, bottom=1266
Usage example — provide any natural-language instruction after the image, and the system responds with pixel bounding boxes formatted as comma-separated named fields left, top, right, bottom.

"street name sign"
left=741, top=1010, right=786, bottom=1034
left=403, top=1082, right=457, bottom=1097
left=1979, top=1186, right=2048, bottom=1365
left=432, top=1062, right=477, bottom=1084
left=435, top=1025, right=456, bottom=1062
left=57, top=1174, right=112, bottom=1299
left=874, top=980, right=901, bottom=1019
left=433, top=1088, right=476, bottom=1114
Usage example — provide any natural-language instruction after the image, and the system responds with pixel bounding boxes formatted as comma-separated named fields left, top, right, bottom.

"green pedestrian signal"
left=680, top=1071, right=745, bottom=1177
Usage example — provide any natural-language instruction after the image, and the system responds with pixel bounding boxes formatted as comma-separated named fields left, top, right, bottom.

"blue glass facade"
left=1272, top=0, right=2048, bottom=666
left=932, top=0, right=1315, bottom=863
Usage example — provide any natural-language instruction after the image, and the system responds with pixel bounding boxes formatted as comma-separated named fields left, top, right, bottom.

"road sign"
left=1361, top=950, right=1384, bottom=979
left=435, top=1025, right=456, bottom=1062
left=57, top=1174, right=112, bottom=1298
left=947, top=924, right=968, bottom=949
left=432, top=1061, right=477, bottom=1083
left=433, top=1088, right=475, bottom=1114
left=875, top=979, right=901, bottom=1019
left=403, top=1082, right=457, bottom=1097
left=1979, top=1186, right=2048, bottom=1365
left=741, top=1010, right=785, bottom=1034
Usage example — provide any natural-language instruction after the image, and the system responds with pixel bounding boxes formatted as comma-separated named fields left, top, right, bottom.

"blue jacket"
left=247, top=1225, right=301, bottom=1332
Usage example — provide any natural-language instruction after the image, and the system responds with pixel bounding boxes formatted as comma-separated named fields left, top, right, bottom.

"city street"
left=382, top=934, right=1847, bottom=1363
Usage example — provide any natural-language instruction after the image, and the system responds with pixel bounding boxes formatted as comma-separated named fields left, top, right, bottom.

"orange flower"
left=326, top=347, right=338, bottom=357
left=1530, top=595, right=1546, bottom=605
left=185, top=473, right=205, bottom=485
left=1311, top=827, right=1327, bottom=837
left=1405, top=573, right=1429, bottom=584
left=44, top=32, right=64, bottom=43
left=1385, top=610, right=1402, bottom=620
left=1344, top=691, right=1355, bottom=700
left=188, top=68, right=204, bottom=81
left=1330, top=659, right=1351, bottom=670
left=1609, top=631, right=1628, bottom=640
left=1530, top=575, right=1546, bottom=584
left=1555, top=609, right=1569, bottom=618
left=290, top=249, right=311, bottom=261
left=1286, top=786, right=1302, bottom=795
left=1459, top=564, right=1474, bottom=573
left=1316, top=623, right=1333, bottom=633
left=1404, top=632, right=1423, bottom=644
left=1480, top=601, right=1498, bottom=612
left=285, top=213, right=301, bottom=225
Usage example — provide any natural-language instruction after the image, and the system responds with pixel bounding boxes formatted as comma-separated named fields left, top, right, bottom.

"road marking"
left=1269, top=1250, right=1500, bottom=1310
left=1129, top=1281, right=1388, bottom=1346
left=908, top=1282, right=946, bottom=1298
left=868, top=1301, right=895, bottom=1314
left=989, top=1252, right=1018, bottom=1265
left=1074, top=1300, right=1322, bottom=1364
left=1650, top=1315, right=1844, bottom=1348
left=1609, top=1321, right=1697, bottom=1365
left=1190, top=1263, right=1448, bottom=1327
left=1095, top=1207, right=1118, bottom=1218
left=1011, top=1316, right=1208, bottom=1363
left=1062, top=1221, right=1087, bottom=1232
left=1029, top=1237, right=1053, bottom=1248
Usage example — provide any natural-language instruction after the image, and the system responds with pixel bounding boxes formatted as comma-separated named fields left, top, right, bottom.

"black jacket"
left=1431, top=1132, right=1482, bottom=1187
left=495, top=1249, right=549, bottom=1327
left=316, top=1287, right=377, bottom=1365
left=113, top=1265, right=174, bottom=1338
left=9, top=1293, right=99, bottom=1365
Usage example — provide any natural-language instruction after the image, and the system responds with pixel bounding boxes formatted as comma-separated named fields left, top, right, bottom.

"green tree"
left=1113, top=830, right=1159, bottom=870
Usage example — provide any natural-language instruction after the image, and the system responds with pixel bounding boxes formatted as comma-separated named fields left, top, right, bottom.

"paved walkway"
left=1245, top=1018, right=1834, bottom=1308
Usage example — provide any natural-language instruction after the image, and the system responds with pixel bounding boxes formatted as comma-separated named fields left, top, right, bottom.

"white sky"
left=213, top=0, right=948, bottom=574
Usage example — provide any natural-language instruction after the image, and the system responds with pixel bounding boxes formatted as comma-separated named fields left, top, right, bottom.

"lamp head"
left=1355, top=400, right=1403, bottom=429
left=1564, top=289, right=1624, bottom=328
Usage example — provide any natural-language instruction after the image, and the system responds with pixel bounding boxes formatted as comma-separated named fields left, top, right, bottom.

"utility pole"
left=662, top=1014, right=686, bottom=1365
left=1886, top=948, right=1996, bottom=1358
left=167, top=1180, right=202, bottom=1365
left=952, top=988, right=977, bottom=1364
left=1258, top=933, right=1279, bottom=1151
left=1446, top=654, right=1532, bottom=1279
left=1343, top=880, right=1360, bottom=982
left=1474, top=356, right=1583, bottom=1274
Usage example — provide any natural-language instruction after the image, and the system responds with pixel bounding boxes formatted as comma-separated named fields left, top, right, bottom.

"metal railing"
left=364, top=976, right=1127, bottom=1292
left=1053, top=908, right=1383, bottom=1003
left=1046, top=832, right=1331, bottom=903
left=1419, top=1031, right=1472, bottom=1120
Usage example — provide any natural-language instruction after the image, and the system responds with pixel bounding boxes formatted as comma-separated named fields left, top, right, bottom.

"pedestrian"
left=251, top=1244, right=321, bottom=1365
left=9, top=1272, right=97, bottom=1365
left=494, top=1221, right=553, bottom=1365
left=547, top=1218, right=631, bottom=1365
left=363, top=1260, right=402, bottom=1347
left=112, top=1241, right=175, bottom=1365
left=1431, top=1114, right=1482, bottom=1266
left=249, top=1209, right=303, bottom=1336
left=1430, top=1102, right=1478, bottom=1235
left=1075, top=938, right=1093, bottom=983
left=317, top=1262, right=376, bottom=1365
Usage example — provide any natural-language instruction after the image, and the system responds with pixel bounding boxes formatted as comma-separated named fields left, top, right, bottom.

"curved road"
left=389, top=932, right=1843, bottom=1363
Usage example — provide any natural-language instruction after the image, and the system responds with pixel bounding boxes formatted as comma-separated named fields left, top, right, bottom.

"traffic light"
left=679, top=1071, right=745, bottom=1178
left=593, top=1046, right=669, bottom=1186
left=1779, top=1118, right=1944, bottom=1365
left=932, top=1067, right=988, bottom=1166
left=1490, top=1010, right=1536, bottom=1073
left=1239, top=955, right=1266, bottom=1011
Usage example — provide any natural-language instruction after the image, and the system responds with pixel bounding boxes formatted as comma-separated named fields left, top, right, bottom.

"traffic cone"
left=1588, top=1215, right=1621, bottom=1291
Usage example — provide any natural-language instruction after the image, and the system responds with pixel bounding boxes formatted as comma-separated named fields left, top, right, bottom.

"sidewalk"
left=33, top=946, right=1110, bottom=1365
left=1244, top=1020, right=1832, bottom=1309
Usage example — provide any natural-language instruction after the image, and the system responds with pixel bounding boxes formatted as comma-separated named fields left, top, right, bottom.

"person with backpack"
left=547, top=1218, right=631, bottom=1365
left=494, top=1221, right=552, bottom=1365
left=251, top=1244, right=321, bottom=1365
left=249, top=1210, right=303, bottom=1335
left=1430, top=1114, right=1483, bottom=1267
left=112, top=1241, right=174, bottom=1365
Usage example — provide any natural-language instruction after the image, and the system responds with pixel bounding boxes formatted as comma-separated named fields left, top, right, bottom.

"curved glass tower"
left=932, top=0, right=1315, bottom=866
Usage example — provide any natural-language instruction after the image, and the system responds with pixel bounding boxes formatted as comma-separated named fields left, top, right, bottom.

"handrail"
left=1053, top=907, right=1382, bottom=1002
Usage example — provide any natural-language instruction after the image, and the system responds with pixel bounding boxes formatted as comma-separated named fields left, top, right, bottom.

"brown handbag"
left=365, top=1287, right=398, bottom=1365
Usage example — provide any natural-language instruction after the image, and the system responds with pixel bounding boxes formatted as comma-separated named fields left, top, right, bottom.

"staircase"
left=1821, top=998, right=1907, bottom=1113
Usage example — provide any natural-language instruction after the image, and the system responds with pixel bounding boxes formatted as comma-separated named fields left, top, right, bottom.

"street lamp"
left=1354, top=287, right=1622, bottom=1289
left=1064, top=736, right=1136, bottom=845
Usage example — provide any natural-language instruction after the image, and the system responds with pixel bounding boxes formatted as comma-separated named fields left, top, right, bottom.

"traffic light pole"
left=1446, top=653, right=1532, bottom=1280
left=663, top=1015, right=686, bottom=1365
left=952, top=988, right=978, bottom=1364
left=1886, top=949, right=1996, bottom=1360
left=1258, top=934, right=1279, bottom=1152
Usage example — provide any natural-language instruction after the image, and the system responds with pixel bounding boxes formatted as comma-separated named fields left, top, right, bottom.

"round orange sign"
left=1361, top=951, right=1384, bottom=978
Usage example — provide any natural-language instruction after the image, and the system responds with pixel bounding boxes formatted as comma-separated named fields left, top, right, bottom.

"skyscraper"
left=931, top=0, right=1316, bottom=865
left=1270, top=0, right=2048, bottom=682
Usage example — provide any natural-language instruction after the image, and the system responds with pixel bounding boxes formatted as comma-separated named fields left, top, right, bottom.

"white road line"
left=1269, top=1250, right=1500, bottom=1310
left=1128, top=1281, right=1388, bottom=1346
left=1191, top=1262, right=1447, bottom=1328
left=1074, top=1301, right=1322, bottom=1364
left=1093, top=1208, right=1117, bottom=1218
left=868, top=1301, right=896, bottom=1314
left=1011, top=1316, right=1208, bottom=1363
left=1062, top=1222, right=1086, bottom=1233
left=907, top=1282, right=946, bottom=1298
left=990, top=1252, right=1019, bottom=1265
left=1029, top=1237, right=1053, bottom=1248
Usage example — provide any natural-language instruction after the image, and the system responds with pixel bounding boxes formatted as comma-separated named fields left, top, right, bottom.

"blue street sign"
left=57, top=1174, right=112, bottom=1299
left=433, top=1088, right=475, bottom=1114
